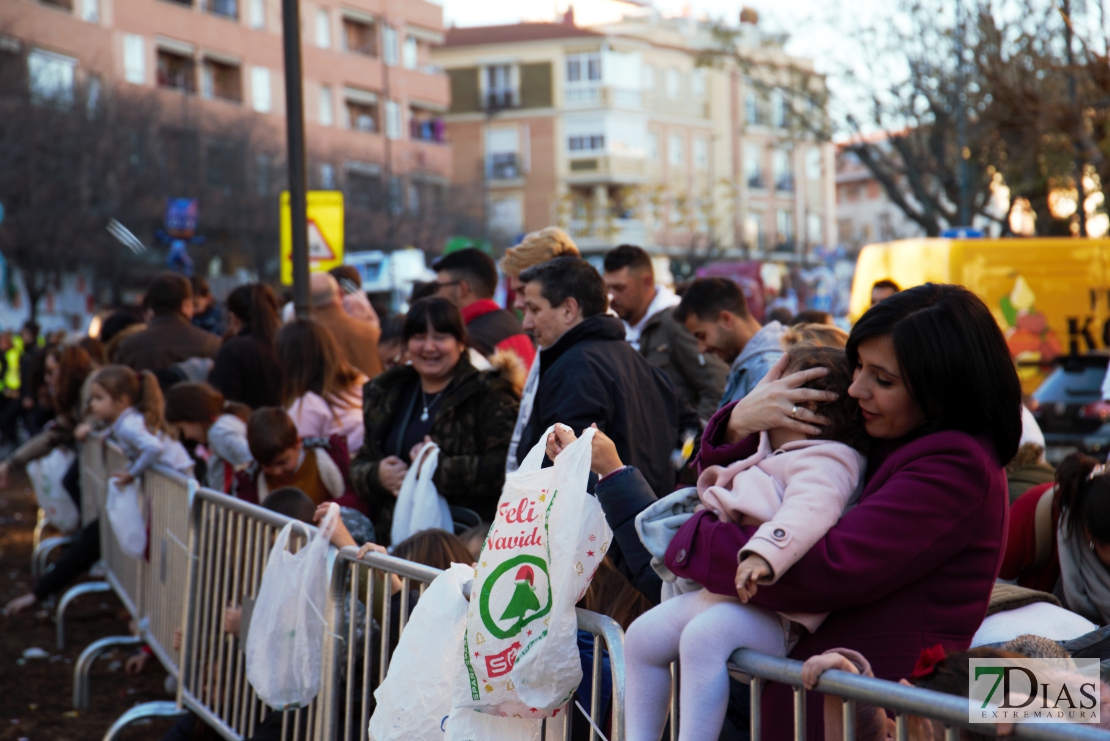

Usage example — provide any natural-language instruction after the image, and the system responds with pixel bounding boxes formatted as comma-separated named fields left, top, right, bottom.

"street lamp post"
left=281, top=0, right=311, bottom=317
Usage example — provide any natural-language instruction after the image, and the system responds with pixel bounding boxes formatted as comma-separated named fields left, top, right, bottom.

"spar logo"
left=478, top=554, right=552, bottom=641
left=969, top=658, right=1100, bottom=724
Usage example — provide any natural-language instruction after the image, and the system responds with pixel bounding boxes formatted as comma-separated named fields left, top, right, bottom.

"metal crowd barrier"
left=316, top=546, right=627, bottom=741
left=660, top=649, right=1110, bottom=741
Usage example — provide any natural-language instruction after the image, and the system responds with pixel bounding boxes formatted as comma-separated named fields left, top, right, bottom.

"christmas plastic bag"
left=106, top=477, right=146, bottom=559
left=369, top=562, right=474, bottom=741
left=28, top=448, right=78, bottom=533
left=246, top=502, right=339, bottom=709
left=442, top=704, right=545, bottom=741
left=391, top=442, right=453, bottom=544
left=454, top=425, right=612, bottom=718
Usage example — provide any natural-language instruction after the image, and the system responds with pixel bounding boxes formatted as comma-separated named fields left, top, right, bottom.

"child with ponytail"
left=1054, top=452, right=1110, bottom=624
left=165, top=382, right=252, bottom=493
left=87, top=365, right=192, bottom=483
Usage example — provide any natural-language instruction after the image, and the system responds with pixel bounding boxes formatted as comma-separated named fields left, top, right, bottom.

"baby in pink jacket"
left=625, top=343, right=870, bottom=741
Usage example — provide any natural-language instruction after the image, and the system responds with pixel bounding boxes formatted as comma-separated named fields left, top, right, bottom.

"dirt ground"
left=0, top=477, right=180, bottom=741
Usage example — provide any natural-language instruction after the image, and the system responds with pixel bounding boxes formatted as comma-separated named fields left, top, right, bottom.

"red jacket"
left=999, top=481, right=1060, bottom=593
left=461, top=299, right=535, bottom=370
left=669, top=405, right=1008, bottom=741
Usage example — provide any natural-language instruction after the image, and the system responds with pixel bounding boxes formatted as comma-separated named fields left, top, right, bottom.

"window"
left=402, top=36, right=417, bottom=69
left=643, top=64, right=655, bottom=92
left=771, top=89, right=787, bottom=128
left=745, top=144, right=762, bottom=188
left=387, top=176, right=402, bottom=215
left=345, top=89, right=378, bottom=131
left=320, top=163, right=335, bottom=188
left=86, top=75, right=101, bottom=118
left=250, top=66, right=270, bottom=111
left=318, top=84, right=333, bottom=125
left=157, top=49, right=195, bottom=93
left=383, top=26, right=398, bottom=65
left=205, top=0, right=237, bottom=20
left=40, top=0, right=73, bottom=11
left=487, top=127, right=520, bottom=180
left=665, top=68, right=680, bottom=98
left=124, top=35, right=145, bottom=84
left=566, top=53, right=600, bottom=82
left=744, top=214, right=763, bottom=251
left=668, top=133, right=683, bottom=166
left=201, top=58, right=242, bottom=102
left=568, top=134, right=604, bottom=152
left=28, top=49, right=75, bottom=106
left=489, top=195, right=523, bottom=236
left=255, top=154, right=270, bottom=195
left=773, top=149, right=793, bottom=191
left=806, top=148, right=821, bottom=180
left=407, top=181, right=420, bottom=214
left=385, top=100, right=401, bottom=139
left=776, top=208, right=794, bottom=247
left=248, top=0, right=264, bottom=28
left=691, top=68, right=706, bottom=97
left=315, top=9, right=330, bottom=48
left=693, top=136, right=708, bottom=169
left=647, top=132, right=658, bottom=161
left=343, top=17, right=376, bottom=56
left=745, top=91, right=759, bottom=125
left=807, top=213, right=823, bottom=244
left=486, top=64, right=513, bottom=108
left=410, top=107, right=444, bottom=142
left=82, top=0, right=99, bottom=23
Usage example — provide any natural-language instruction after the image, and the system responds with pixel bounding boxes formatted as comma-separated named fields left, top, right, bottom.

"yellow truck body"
left=849, top=238, right=1110, bottom=393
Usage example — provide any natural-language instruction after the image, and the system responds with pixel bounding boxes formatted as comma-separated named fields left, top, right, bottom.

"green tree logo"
left=499, top=565, right=542, bottom=633
left=479, top=555, right=551, bottom=639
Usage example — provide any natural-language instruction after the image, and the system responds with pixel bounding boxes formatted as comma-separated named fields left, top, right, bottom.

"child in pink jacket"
left=625, top=343, right=869, bottom=741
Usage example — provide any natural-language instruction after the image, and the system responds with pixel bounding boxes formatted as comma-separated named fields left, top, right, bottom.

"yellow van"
left=849, top=238, right=1110, bottom=393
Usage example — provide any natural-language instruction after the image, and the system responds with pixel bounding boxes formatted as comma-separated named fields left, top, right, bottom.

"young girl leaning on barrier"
left=165, top=382, right=253, bottom=495
left=87, top=365, right=192, bottom=483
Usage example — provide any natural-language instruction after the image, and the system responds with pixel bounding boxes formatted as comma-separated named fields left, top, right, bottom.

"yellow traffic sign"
left=280, top=190, right=344, bottom=285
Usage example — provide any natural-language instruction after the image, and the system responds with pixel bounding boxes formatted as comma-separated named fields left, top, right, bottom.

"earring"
left=1091, top=541, right=1096, bottom=552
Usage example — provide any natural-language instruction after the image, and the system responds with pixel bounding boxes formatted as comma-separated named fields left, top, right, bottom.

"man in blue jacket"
left=515, top=257, right=699, bottom=501
left=675, top=277, right=785, bottom=408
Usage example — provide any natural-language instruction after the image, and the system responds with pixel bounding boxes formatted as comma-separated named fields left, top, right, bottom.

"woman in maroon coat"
left=583, top=284, right=1022, bottom=741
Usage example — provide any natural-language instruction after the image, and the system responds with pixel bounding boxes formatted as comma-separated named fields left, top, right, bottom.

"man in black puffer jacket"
left=515, top=257, right=699, bottom=504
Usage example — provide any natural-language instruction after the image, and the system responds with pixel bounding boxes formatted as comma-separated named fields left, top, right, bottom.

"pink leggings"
left=624, top=590, right=787, bottom=741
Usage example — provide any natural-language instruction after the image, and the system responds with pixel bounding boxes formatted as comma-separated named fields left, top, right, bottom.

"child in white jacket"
left=624, top=343, right=869, bottom=741
left=165, top=382, right=253, bottom=493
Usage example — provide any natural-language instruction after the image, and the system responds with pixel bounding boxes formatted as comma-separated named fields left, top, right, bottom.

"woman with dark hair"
left=208, top=283, right=283, bottom=409
left=350, top=297, right=520, bottom=543
left=581, top=283, right=1021, bottom=741
left=1049, top=452, right=1110, bottom=625
left=275, top=318, right=366, bottom=454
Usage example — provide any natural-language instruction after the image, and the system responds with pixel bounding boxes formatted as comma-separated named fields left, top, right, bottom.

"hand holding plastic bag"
left=391, top=442, right=452, bottom=544
left=246, top=502, right=339, bottom=709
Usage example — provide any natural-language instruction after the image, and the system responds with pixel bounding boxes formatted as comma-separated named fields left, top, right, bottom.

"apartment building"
left=0, top=0, right=451, bottom=223
left=835, top=146, right=925, bottom=253
left=433, top=11, right=836, bottom=259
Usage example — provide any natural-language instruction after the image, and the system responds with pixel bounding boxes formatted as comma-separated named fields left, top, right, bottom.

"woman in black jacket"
left=208, top=284, right=283, bottom=409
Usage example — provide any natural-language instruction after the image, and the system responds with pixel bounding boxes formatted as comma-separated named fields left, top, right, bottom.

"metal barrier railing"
left=97, top=442, right=145, bottom=618
left=317, top=546, right=628, bottom=741
left=678, top=648, right=1110, bottom=741
left=178, top=487, right=323, bottom=741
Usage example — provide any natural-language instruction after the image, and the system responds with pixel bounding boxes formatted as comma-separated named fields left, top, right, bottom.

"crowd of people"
left=0, top=231, right=1106, bottom=741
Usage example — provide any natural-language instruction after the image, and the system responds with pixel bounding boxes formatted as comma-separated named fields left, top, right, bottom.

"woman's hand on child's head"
left=734, top=554, right=773, bottom=603
left=111, top=471, right=135, bottom=486
left=356, top=542, right=388, bottom=560
left=545, top=424, right=577, bottom=461
left=316, top=503, right=356, bottom=549
left=801, top=650, right=861, bottom=690
left=378, top=456, right=408, bottom=496
left=725, top=354, right=837, bottom=443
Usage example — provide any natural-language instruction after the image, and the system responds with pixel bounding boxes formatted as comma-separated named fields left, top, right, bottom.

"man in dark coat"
left=433, top=248, right=535, bottom=371
left=115, top=273, right=221, bottom=372
left=603, top=245, right=728, bottom=421
left=515, top=257, right=699, bottom=500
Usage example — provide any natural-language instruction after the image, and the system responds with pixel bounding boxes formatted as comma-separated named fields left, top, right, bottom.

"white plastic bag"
left=27, top=448, right=78, bottom=533
left=106, top=477, right=146, bottom=559
left=391, top=442, right=452, bottom=544
left=369, top=562, right=474, bottom=741
left=443, top=705, right=544, bottom=741
left=454, top=425, right=612, bottom=718
left=246, top=502, right=339, bottom=709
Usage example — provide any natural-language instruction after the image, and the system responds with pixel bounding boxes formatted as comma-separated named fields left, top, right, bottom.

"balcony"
left=776, top=174, right=795, bottom=192
left=157, top=50, right=196, bottom=94
left=564, top=85, right=642, bottom=109
left=747, top=173, right=765, bottom=190
left=565, top=155, right=647, bottom=184
left=567, top=217, right=647, bottom=249
left=410, top=115, right=446, bottom=143
left=487, top=153, right=520, bottom=181
left=485, top=89, right=515, bottom=111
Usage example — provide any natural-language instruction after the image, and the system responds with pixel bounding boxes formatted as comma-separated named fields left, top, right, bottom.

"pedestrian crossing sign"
left=280, top=190, right=344, bottom=285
